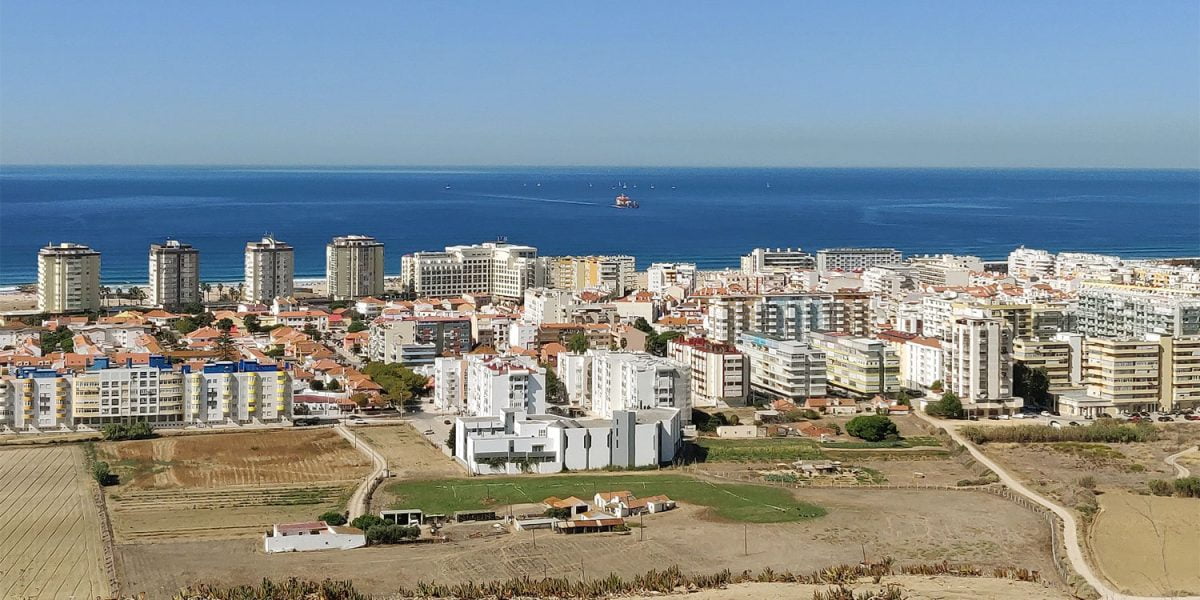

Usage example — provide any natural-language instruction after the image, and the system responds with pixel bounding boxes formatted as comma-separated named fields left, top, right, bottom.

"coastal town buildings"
left=465, top=353, right=547, bottom=417
left=667, top=337, right=747, bottom=407
left=547, top=255, right=637, bottom=296
left=326, top=235, right=385, bottom=300
left=646, top=262, right=696, bottom=295
left=816, top=247, right=902, bottom=273
left=148, top=240, right=200, bottom=309
left=588, top=350, right=690, bottom=421
left=37, top=242, right=101, bottom=314
left=401, top=241, right=545, bottom=300
left=736, top=332, right=827, bottom=403
left=1076, top=282, right=1200, bottom=338
left=740, top=247, right=815, bottom=273
left=244, top=236, right=295, bottom=304
left=944, top=315, right=1020, bottom=415
left=1007, top=247, right=1055, bottom=280
left=808, top=332, right=900, bottom=396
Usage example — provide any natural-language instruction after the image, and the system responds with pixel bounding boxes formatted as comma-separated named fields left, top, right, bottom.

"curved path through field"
left=914, top=410, right=1200, bottom=600
left=1163, top=446, right=1197, bottom=478
left=334, top=424, right=388, bottom=520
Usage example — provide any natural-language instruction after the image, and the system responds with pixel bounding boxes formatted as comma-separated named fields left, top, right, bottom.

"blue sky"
left=1, top=1, right=1197, bottom=167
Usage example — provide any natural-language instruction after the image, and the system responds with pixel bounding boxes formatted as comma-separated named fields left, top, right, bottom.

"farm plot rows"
left=0, top=446, right=109, bottom=600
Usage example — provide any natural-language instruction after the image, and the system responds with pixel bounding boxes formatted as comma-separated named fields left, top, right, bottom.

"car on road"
left=350, top=418, right=367, bottom=425
left=1040, top=411, right=1051, bottom=417
left=1157, top=416, right=1175, bottom=422
left=1185, top=414, right=1200, bottom=421
left=423, top=429, right=435, bottom=435
left=443, top=419, right=452, bottom=425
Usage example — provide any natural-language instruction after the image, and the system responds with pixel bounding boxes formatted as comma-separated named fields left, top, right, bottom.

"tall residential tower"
left=244, top=236, right=295, bottom=303
left=149, top=240, right=200, bottom=308
left=327, top=235, right=385, bottom=300
left=37, top=243, right=101, bottom=313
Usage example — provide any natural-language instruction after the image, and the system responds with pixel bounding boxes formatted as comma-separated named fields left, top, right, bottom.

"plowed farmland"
left=99, top=428, right=370, bottom=541
left=0, top=446, right=109, bottom=599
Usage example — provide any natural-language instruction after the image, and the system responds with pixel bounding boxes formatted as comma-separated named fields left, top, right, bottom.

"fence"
left=89, top=474, right=121, bottom=598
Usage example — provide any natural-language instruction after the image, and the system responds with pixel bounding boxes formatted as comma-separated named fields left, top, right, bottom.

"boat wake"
left=446, top=192, right=599, bottom=207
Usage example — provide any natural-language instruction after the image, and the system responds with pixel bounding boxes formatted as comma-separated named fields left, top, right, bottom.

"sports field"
left=0, top=446, right=109, bottom=599
left=384, top=473, right=825, bottom=522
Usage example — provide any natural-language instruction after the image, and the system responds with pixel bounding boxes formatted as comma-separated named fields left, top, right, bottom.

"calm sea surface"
left=0, top=167, right=1197, bottom=286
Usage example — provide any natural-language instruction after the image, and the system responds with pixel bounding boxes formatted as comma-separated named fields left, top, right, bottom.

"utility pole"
left=639, top=512, right=644, bottom=542
left=743, top=524, right=748, bottom=556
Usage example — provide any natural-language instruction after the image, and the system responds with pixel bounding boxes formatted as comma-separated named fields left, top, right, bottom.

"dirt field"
left=626, top=578, right=1069, bottom=600
left=119, top=486, right=1056, bottom=597
left=99, top=429, right=370, bottom=542
left=1089, top=491, right=1200, bottom=596
left=357, top=423, right=464, bottom=513
left=0, top=446, right=109, bottom=599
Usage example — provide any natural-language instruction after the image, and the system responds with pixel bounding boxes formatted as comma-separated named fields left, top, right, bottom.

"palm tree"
left=201, top=282, right=212, bottom=301
left=100, top=286, right=111, bottom=307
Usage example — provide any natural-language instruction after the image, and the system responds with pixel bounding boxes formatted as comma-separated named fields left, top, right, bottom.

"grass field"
left=693, top=437, right=825, bottom=462
left=385, top=473, right=826, bottom=522
left=0, top=446, right=108, bottom=599
left=821, top=435, right=943, bottom=449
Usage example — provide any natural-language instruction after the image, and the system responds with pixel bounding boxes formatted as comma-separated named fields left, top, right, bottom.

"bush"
left=92, top=461, right=118, bottom=486
left=845, top=415, right=899, bottom=442
left=1172, top=476, right=1200, bottom=498
left=366, top=523, right=420, bottom=544
left=925, top=392, right=964, bottom=419
left=101, top=421, right=155, bottom=441
left=310, top=380, right=325, bottom=391
left=319, top=511, right=347, bottom=526
left=960, top=420, right=1158, bottom=444
left=545, top=507, right=572, bottom=519
left=351, top=515, right=386, bottom=531
left=1077, top=476, right=1096, bottom=490
left=1148, top=479, right=1173, bottom=496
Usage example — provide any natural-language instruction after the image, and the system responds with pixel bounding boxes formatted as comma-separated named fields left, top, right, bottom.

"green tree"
left=92, top=461, right=117, bottom=486
left=350, top=392, right=370, bottom=407
left=845, top=415, right=899, bottom=442
left=310, top=380, right=326, bottom=391
left=445, top=427, right=456, bottom=453
left=327, top=379, right=342, bottom=391
left=182, top=301, right=205, bottom=314
left=175, top=316, right=198, bottom=335
left=646, top=330, right=681, bottom=357
left=567, top=332, right=589, bottom=354
left=926, top=392, right=965, bottom=419
left=303, top=323, right=322, bottom=341
left=1014, top=363, right=1052, bottom=410
left=216, top=318, right=234, bottom=332
left=633, top=317, right=654, bottom=335
left=347, top=320, right=367, bottom=333
left=215, top=331, right=237, bottom=361
left=930, top=380, right=944, bottom=393
left=362, top=362, right=429, bottom=404
left=318, top=511, right=347, bottom=526
left=351, top=515, right=386, bottom=531
left=41, top=326, right=75, bottom=353
left=243, top=314, right=261, bottom=333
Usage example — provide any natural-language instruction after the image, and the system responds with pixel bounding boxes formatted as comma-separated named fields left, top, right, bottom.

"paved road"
left=334, top=423, right=388, bottom=520
left=913, top=410, right=1200, bottom=600
left=1164, top=446, right=1198, bottom=478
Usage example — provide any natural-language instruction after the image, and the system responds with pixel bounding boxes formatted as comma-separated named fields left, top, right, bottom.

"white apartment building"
left=910, top=254, right=984, bottom=287
left=2, top=369, right=72, bottom=431
left=523, top=287, right=575, bottom=325
left=465, top=354, right=547, bottom=417
left=432, top=357, right=466, bottom=412
left=556, top=352, right=592, bottom=408
left=326, top=235, right=385, bottom=300
left=944, top=315, right=1019, bottom=414
left=700, top=293, right=759, bottom=345
left=647, top=263, right=697, bottom=295
left=548, top=255, right=637, bottom=295
left=740, top=247, right=815, bottom=273
left=736, top=332, right=827, bottom=403
left=402, top=241, right=546, bottom=300
left=148, top=240, right=200, bottom=309
left=454, top=407, right=681, bottom=475
left=588, top=350, right=690, bottom=422
left=808, top=332, right=900, bottom=396
left=1082, top=338, right=1160, bottom=414
left=816, top=248, right=902, bottom=273
left=901, top=336, right=944, bottom=389
left=862, top=264, right=917, bottom=314
left=667, top=337, right=747, bottom=407
left=752, top=294, right=833, bottom=341
left=1077, top=282, right=1200, bottom=338
left=919, top=293, right=958, bottom=341
left=1007, top=247, right=1055, bottom=280
left=37, top=242, right=101, bottom=314
left=1055, top=252, right=1122, bottom=279
left=244, top=236, right=295, bottom=303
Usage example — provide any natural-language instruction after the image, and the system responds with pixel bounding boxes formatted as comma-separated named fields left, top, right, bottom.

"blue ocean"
left=0, top=167, right=1197, bottom=286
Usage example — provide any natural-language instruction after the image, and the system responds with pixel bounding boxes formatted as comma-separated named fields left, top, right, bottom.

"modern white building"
left=326, top=235, right=385, bottom=301
left=700, top=293, right=759, bottom=345
left=244, top=236, right=295, bottom=304
left=454, top=408, right=681, bottom=475
left=465, top=354, right=547, bottom=417
left=1007, top=247, right=1055, bottom=280
left=901, top=336, right=944, bottom=389
left=148, top=240, right=200, bottom=309
left=401, top=241, right=546, bottom=300
left=736, top=332, right=827, bottom=403
left=910, top=254, right=984, bottom=287
left=667, top=337, right=747, bottom=407
left=752, top=294, right=833, bottom=341
left=556, top=352, right=592, bottom=408
left=432, top=357, right=466, bottom=412
left=647, top=263, right=697, bottom=295
left=944, top=315, right=1020, bottom=415
left=523, top=287, right=576, bottom=325
left=37, top=242, right=101, bottom=313
left=588, top=350, right=690, bottom=422
left=264, top=521, right=365, bottom=553
left=816, top=248, right=902, bottom=273
left=1077, top=282, right=1200, bottom=338
left=740, top=247, right=815, bottom=273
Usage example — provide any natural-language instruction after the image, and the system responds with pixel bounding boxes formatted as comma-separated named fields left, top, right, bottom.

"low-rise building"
left=264, top=521, right=366, bottom=553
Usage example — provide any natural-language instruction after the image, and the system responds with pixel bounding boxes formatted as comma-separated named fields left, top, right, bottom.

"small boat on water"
left=613, top=194, right=639, bottom=209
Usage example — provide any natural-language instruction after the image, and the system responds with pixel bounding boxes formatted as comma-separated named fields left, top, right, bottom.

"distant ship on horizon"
left=613, top=193, right=639, bottom=209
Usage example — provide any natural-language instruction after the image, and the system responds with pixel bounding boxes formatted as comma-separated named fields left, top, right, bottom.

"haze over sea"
left=0, top=166, right=1197, bottom=287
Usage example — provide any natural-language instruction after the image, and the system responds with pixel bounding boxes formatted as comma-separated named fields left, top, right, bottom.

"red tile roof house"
left=803, top=397, right=858, bottom=416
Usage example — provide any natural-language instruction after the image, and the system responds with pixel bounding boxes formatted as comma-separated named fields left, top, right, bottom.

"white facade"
left=1007, top=247, right=1055, bottom=280
left=588, top=351, right=690, bottom=422
left=736, top=332, right=827, bottom=403
left=37, top=243, right=101, bottom=313
left=816, top=248, right=902, bottom=273
left=945, top=315, right=1020, bottom=413
left=1077, top=282, right=1200, bottom=338
left=911, top=254, right=984, bottom=287
left=702, top=294, right=758, bottom=345
left=740, top=248, right=815, bottom=273
left=454, top=408, right=681, bottom=475
left=465, top=354, right=546, bottom=417
left=401, top=241, right=545, bottom=300
left=326, top=235, right=385, bottom=300
left=244, top=236, right=295, bottom=304
left=556, top=352, right=592, bottom=408
left=752, top=294, right=833, bottom=341
left=148, top=240, right=200, bottom=308
left=901, top=337, right=944, bottom=389
left=264, top=522, right=365, bottom=553
left=647, top=263, right=697, bottom=294
left=523, top=287, right=575, bottom=325
left=667, top=338, right=747, bottom=407
left=433, top=358, right=466, bottom=412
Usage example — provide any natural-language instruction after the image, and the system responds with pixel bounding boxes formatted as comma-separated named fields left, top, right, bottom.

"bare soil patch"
left=1089, top=491, right=1200, bottom=596
left=0, top=446, right=108, bottom=599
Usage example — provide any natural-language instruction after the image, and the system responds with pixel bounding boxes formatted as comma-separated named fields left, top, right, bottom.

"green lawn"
left=384, top=473, right=825, bottom=523
left=820, top=435, right=943, bottom=449
left=693, top=437, right=825, bottom=462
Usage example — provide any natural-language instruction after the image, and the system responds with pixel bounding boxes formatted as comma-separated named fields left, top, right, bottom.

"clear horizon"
left=2, top=1, right=1198, bottom=169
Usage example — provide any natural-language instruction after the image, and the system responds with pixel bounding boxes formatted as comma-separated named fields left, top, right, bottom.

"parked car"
left=443, top=419, right=452, bottom=425
left=1157, top=416, right=1174, bottom=422
left=1040, top=411, right=1051, bottom=417
left=1068, top=421, right=1080, bottom=426
left=1185, top=414, right=1200, bottom=421
left=998, top=414, right=1010, bottom=420
left=423, top=429, right=435, bottom=435
left=350, top=417, right=367, bottom=425
left=1012, top=413, right=1027, bottom=419
left=1051, top=421, right=1063, bottom=429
